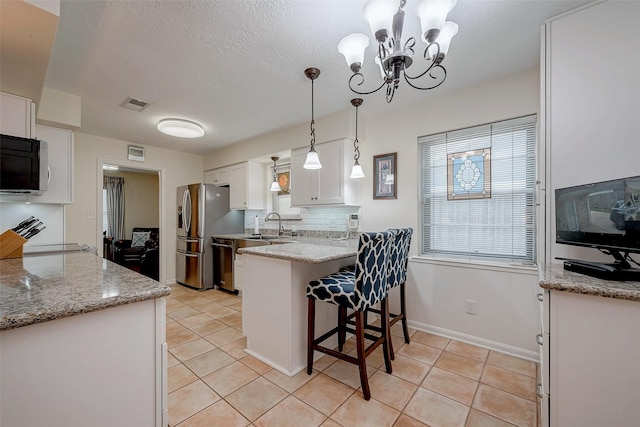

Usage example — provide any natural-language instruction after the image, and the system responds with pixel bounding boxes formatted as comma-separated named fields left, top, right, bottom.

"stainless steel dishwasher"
left=211, top=237, right=272, bottom=293
left=211, top=238, right=235, bottom=293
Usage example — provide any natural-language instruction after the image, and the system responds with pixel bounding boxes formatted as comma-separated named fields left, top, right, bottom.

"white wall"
left=202, top=69, right=542, bottom=358
left=546, top=0, right=640, bottom=263
left=66, top=132, right=203, bottom=283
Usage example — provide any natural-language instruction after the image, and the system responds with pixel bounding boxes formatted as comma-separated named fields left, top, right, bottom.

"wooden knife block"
left=0, top=230, right=27, bottom=259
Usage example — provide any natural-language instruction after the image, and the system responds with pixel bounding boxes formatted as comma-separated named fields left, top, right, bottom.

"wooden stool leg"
left=338, top=306, right=347, bottom=352
left=307, top=297, right=316, bottom=375
left=400, top=283, right=410, bottom=344
left=354, top=310, right=370, bottom=400
left=381, top=298, right=393, bottom=373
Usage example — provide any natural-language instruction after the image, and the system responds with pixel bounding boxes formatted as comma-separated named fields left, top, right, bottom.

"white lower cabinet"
left=545, top=290, right=640, bottom=426
left=34, top=124, right=73, bottom=203
left=290, top=138, right=359, bottom=206
left=0, top=298, right=167, bottom=427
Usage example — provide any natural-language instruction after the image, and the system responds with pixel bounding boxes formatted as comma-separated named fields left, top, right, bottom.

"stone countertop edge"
left=238, top=243, right=357, bottom=264
left=540, top=263, right=640, bottom=302
left=0, top=252, right=170, bottom=331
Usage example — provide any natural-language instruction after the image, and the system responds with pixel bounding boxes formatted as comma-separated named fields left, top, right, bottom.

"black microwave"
left=0, top=133, right=48, bottom=195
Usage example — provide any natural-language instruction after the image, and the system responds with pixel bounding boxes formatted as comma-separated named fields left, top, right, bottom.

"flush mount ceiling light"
left=303, top=67, right=322, bottom=170
left=270, top=156, right=281, bottom=192
left=349, top=98, right=365, bottom=179
left=157, top=119, right=205, bottom=138
left=338, top=0, right=458, bottom=103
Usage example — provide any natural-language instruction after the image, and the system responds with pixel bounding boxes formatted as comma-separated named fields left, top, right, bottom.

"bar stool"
left=306, top=230, right=396, bottom=401
left=339, top=228, right=413, bottom=359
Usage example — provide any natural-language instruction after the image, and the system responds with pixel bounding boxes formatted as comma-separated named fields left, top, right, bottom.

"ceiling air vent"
left=121, top=96, right=150, bottom=112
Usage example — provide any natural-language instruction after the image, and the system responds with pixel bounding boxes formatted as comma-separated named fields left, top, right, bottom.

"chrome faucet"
left=264, top=212, right=284, bottom=236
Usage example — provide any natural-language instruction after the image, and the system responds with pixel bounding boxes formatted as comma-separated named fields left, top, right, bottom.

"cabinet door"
left=204, top=167, right=231, bottom=186
left=0, top=92, right=33, bottom=138
left=290, top=147, right=318, bottom=206
left=315, top=140, right=344, bottom=204
left=245, top=162, right=265, bottom=210
left=34, top=124, right=73, bottom=204
left=229, top=164, right=247, bottom=209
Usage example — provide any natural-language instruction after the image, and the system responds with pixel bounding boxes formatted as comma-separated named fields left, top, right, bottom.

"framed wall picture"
left=277, top=171, right=290, bottom=195
left=373, top=152, right=397, bottom=199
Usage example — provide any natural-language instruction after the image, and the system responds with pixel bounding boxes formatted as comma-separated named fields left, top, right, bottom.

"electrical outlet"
left=465, top=299, right=476, bottom=315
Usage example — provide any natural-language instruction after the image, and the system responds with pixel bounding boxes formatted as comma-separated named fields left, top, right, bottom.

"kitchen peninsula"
left=238, top=238, right=357, bottom=376
left=0, top=248, right=170, bottom=427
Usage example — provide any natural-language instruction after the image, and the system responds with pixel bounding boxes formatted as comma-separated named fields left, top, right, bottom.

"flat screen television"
left=555, top=175, right=640, bottom=280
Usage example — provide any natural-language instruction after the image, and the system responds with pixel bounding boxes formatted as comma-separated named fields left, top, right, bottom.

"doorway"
left=97, top=160, right=164, bottom=283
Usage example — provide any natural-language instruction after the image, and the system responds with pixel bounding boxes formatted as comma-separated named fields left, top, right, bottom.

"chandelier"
left=338, top=0, right=458, bottom=103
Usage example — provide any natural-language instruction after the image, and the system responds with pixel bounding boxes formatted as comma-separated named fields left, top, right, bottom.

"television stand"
left=558, top=258, right=640, bottom=281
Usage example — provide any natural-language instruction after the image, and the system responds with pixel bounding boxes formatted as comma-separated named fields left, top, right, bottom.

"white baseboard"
left=408, top=320, right=540, bottom=363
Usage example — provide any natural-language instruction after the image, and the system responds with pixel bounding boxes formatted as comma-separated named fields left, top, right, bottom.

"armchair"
left=113, top=228, right=159, bottom=279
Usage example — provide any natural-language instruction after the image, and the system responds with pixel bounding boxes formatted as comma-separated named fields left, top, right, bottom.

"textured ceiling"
left=44, top=0, right=589, bottom=154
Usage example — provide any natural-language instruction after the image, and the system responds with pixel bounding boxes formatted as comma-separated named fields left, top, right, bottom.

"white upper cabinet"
left=0, top=92, right=34, bottom=138
left=34, top=124, right=74, bottom=204
left=291, top=138, right=359, bottom=206
left=229, top=161, right=265, bottom=210
left=204, top=166, right=231, bottom=186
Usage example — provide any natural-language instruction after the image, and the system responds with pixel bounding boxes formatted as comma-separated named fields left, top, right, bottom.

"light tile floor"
left=166, top=284, right=539, bottom=427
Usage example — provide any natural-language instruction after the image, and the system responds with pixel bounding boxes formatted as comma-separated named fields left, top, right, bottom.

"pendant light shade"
left=350, top=162, right=365, bottom=179
left=304, top=149, right=322, bottom=169
left=303, top=68, right=322, bottom=170
left=350, top=98, right=364, bottom=179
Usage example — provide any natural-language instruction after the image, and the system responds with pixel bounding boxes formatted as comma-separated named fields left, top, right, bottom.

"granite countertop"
left=540, top=263, right=640, bottom=302
left=0, top=251, right=170, bottom=331
left=235, top=236, right=358, bottom=263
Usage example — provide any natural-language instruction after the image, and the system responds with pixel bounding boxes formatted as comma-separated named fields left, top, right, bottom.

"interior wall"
left=103, top=170, right=159, bottom=239
left=66, top=132, right=203, bottom=283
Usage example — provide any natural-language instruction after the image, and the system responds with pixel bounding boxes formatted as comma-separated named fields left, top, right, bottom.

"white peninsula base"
left=242, top=253, right=354, bottom=376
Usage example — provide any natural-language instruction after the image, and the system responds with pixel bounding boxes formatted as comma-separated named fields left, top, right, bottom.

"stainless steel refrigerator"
left=176, top=183, right=244, bottom=290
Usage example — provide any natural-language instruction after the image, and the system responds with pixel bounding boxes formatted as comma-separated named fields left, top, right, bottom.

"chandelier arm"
left=348, top=73, right=389, bottom=96
left=403, top=64, right=447, bottom=91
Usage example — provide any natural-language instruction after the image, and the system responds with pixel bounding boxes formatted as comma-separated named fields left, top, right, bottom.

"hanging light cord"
left=353, top=104, right=360, bottom=164
left=310, top=78, right=316, bottom=152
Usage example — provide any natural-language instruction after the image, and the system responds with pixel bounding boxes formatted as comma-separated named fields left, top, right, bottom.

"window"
left=418, top=115, right=537, bottom=263
left=102, top=188, right=108, bottom=235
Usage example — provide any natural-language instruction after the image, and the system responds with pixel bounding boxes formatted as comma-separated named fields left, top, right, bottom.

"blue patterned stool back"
left=353, top=230, right=396, bottom=310
left=387, top=228, right=413, bottom=289
left=307, top=230, right=396, bottom=311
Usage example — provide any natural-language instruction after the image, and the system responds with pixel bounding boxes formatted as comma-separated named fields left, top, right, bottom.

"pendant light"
left=303, top=68, right=322, bottom=169
left=350, top=98, right=365, bottom=179
left=270, top=156, right=281, bottom=192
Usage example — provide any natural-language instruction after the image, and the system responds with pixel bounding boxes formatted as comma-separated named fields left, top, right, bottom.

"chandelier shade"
left=338, top=0, right=458, bottom=103
left=338, top=34, right=370, bottom=72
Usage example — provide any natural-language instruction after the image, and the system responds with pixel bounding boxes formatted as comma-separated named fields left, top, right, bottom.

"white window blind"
left=418, top=115, right=537, bottom=263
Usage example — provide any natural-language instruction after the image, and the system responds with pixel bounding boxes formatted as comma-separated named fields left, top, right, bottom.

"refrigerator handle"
left=184, top=189, right=192, bottom=233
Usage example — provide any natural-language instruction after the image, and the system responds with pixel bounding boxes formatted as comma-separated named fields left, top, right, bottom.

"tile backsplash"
left=245, top=206, right=361, bottom=238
